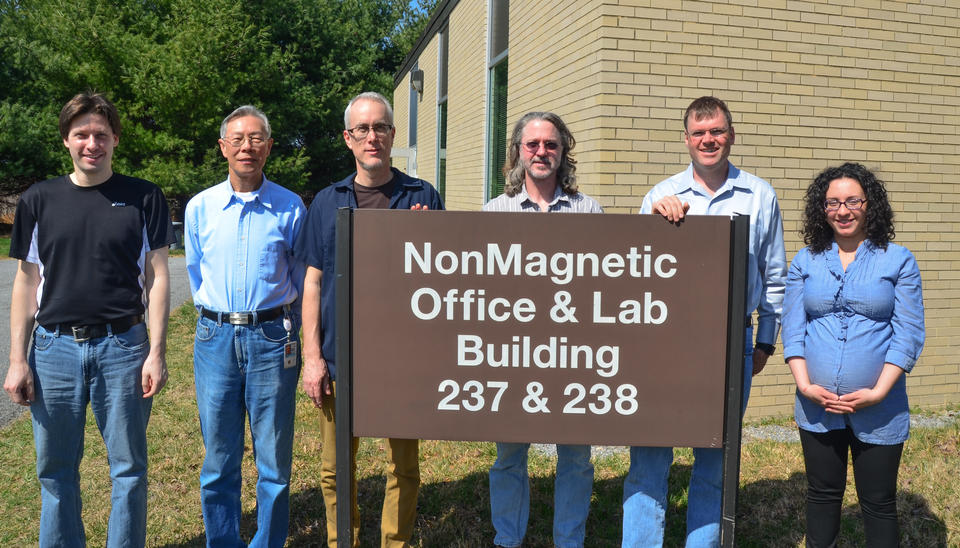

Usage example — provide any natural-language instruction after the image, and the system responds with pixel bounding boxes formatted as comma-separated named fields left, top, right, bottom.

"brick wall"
left=509, top=1, right=622, bottom=208
left=394, top=0, right=960, bottom=418
left=393, top=71, right=411, bottom=174
left=441, top=0, right=489, bottom=210
left=598, top=0, right=959, bottom=418
left=392, top=39, right=440, bottom=182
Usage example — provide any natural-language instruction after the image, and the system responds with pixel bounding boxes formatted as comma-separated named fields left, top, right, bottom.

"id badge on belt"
left=283, top=316, right=298, bottom=369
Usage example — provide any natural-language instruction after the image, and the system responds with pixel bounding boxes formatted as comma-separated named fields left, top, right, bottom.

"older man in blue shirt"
left=185, top=105, right=306, bottom=548
left=622, top=96, right=787, bottom=547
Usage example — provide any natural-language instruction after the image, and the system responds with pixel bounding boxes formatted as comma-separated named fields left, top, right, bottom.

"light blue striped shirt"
left=185, top=176, right=306, bottom=314
left=483, top=184, right=603, bottom=213
left=640, top=163, right=786, bottom=346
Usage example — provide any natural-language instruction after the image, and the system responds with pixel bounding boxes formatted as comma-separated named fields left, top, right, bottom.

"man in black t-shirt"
left=3, top=93, right=174, bottom=548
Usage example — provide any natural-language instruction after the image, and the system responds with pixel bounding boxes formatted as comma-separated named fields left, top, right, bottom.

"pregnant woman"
left=782, top=162, right=925, bottom=547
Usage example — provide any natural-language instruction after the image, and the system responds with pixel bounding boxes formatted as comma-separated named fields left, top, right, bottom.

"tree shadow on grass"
left=158, top=464, right=947, bottom=547
left=737, top=472, right=946, bottom=547
left=287, top=471, right=632, bottom=547
left=154, top=473, right=393, bottom=548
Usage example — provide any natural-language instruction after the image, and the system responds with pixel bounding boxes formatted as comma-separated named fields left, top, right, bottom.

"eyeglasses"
left=223, top=134, right=267, bottom=147
left=686, top=128, right=729, bottom=140
left=824, top=198, right=867, bottom=211
left=522, top=140, right=560, bottom=153
left=347, top=123, right=393, bottom=140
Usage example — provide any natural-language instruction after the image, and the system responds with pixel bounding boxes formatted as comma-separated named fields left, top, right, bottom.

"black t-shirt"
left=353, top=178, right=395, bottom=209
left=10, top=174, right=175, bottom=325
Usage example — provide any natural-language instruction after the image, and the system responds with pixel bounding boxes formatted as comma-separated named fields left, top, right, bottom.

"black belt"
left=200, top=305, right=286, bottom=325
left=45, top=315, right=144, bottom=342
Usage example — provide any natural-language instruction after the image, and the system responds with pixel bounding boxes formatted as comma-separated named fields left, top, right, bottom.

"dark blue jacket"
left=294, top=167, right=444, bottom=379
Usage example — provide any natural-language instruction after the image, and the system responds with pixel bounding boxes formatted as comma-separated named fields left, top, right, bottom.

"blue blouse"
left=782, top=241, right=925, bottom=444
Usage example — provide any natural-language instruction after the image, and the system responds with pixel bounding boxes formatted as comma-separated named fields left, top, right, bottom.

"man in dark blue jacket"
left=295, top=91, right=443, bottom=547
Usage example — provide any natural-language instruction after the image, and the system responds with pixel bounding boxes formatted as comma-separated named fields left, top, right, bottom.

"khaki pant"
left=320, top=382, right=420, bottom=547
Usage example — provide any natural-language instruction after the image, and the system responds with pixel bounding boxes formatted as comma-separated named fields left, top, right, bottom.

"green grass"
left=0, top=303, right=956, bottom=546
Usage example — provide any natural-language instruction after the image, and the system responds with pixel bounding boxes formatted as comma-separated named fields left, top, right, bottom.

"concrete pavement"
left=0, top=256, right=192, bottom=428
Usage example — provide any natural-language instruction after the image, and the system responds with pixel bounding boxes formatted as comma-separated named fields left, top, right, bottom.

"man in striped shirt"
left=483, top=112, right=601, bottom=548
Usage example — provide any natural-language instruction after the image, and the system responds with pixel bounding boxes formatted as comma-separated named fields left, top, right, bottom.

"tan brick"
left=391, top=0, right=960, bottom=417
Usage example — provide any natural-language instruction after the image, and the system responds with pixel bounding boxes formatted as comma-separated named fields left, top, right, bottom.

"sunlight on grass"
left=0, top=236, right=10, bottom=258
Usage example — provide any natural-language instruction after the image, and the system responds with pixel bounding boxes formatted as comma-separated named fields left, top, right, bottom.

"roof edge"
left=394, top=0, right=462, bottom=88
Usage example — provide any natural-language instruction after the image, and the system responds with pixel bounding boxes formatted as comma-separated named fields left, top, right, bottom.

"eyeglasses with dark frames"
left=346, top=123, right=393, bottom=140
left=824, top=198, right=867, bottom=211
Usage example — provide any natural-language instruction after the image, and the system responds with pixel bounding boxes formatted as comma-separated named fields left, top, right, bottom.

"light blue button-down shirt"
left=640, top=163, right=787, bottom=346
left=782, top=241, right=925, bottom=444
left=185, top=176, right=306, bottom=314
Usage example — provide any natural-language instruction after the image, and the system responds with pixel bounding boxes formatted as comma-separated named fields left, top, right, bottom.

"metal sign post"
left=721, top=214, right=749, bottom=548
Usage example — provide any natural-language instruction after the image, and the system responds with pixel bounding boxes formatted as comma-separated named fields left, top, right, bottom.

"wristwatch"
left=755, top=342, right=775, bottom=355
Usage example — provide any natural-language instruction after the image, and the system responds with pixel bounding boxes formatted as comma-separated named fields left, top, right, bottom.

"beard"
left=523, top=159, right=559, bottom=182
left=358, top=156, right=388, bottom=172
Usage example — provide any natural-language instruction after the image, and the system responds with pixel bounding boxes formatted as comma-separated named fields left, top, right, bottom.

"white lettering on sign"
left=435, top=379, right=639, bottom=415
left=456, top=334, right=619, bottom=378
left=404, top=242, right=677, bottom=285
left=410, top=288, right=536, bottom=322
left=592, top=292, right=668, bottom=325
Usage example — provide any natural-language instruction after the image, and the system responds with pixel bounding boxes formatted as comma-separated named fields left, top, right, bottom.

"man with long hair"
left=484, top=111, right=602, bottom=548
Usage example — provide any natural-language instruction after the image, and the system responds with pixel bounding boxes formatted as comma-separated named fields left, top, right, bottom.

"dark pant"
left=798, top=427, right=903, bottom=548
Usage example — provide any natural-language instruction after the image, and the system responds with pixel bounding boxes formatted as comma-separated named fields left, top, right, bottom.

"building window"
left=486, top=59, right=508, bottom=199
left=437, top=102, right=447, bottom=197
left=486, top=0, right=508, bottom=200
left=409, top=61, right=419, bottom=149
left=436, top=27, right=448, bottom=199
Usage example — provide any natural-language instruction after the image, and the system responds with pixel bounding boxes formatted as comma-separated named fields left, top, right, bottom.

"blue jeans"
left=193, top=314, right=300, bottom=548
left=622, top=329, right=754, bottom=548
left=489, top=442, right=594, bottom=548
left=29, top=322, right=152, bottom=548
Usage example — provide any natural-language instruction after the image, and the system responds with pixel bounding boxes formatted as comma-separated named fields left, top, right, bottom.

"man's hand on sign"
left=410, top=203, right=430, bottom=210
left=651, top=195, right=690, bottom=223
left=303, top=356, right=331, bottom=408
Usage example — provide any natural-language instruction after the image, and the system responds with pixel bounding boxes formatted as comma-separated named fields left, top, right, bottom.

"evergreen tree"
left=0, top=0, right=437, bottom=207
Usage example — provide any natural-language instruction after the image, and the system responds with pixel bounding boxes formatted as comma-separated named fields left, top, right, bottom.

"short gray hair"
left=220, top=105, right=271, bottom=139
left=344, top=91, right=394, bottom=129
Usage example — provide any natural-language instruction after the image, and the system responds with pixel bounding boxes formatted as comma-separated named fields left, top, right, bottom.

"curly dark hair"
left=801, top=162, right=895, bottom=252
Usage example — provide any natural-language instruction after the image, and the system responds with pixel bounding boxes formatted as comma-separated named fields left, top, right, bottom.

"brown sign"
left=349, top=210, right=736, bottom=447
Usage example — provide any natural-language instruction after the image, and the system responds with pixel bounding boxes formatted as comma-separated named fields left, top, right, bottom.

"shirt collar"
left=333, top=167, right=423, bottom=193
left=218, top=175, right=274, bottom=210
left=678, top=163, right=748, bottom=196
left=519, top=184, right=569, bottom=209
left=833, top=238, right=878, bottom=254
